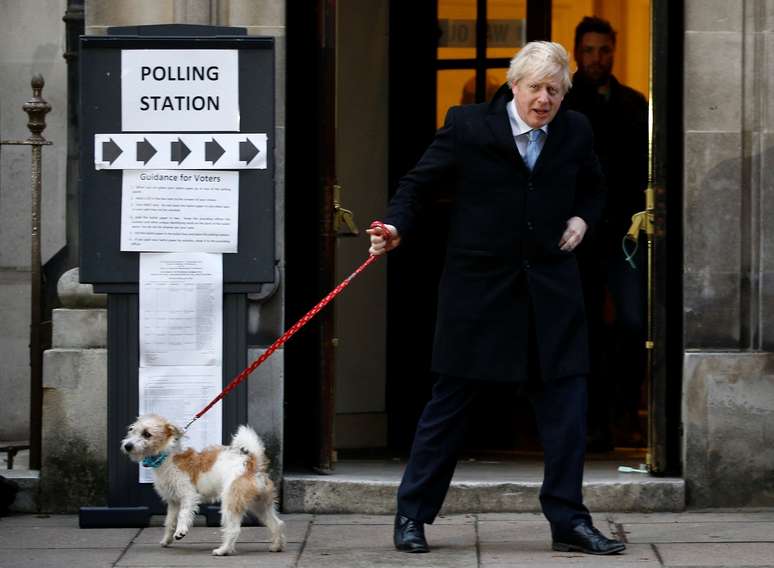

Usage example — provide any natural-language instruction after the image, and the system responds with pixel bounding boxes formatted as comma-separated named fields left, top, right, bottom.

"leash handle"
left=368, top=220, right=393, bottom=241
left=183, top=220, right=392, bottom=433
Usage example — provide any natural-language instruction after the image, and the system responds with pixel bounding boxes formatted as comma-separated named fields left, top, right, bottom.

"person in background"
left=369, top=41, right=625, bottom=556
left=563, top=16, right=649, bottom=451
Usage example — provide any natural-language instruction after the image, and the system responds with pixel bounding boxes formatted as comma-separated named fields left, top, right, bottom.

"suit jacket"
left=385, top=85, right=606, bottom=383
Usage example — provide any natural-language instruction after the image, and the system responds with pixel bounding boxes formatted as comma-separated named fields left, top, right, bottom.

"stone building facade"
left=681, top=0, right=774, bottom=507
left=1, top=0, right=773, bottom=511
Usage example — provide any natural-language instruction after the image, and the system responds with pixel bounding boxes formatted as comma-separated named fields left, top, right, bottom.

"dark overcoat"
left=384, top=85, right=606, bottom=383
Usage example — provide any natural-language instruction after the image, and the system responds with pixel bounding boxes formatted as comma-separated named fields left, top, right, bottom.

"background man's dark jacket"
left=385, top=85, right=605, bottom=383
left=562, top=72, right=648, bottom=253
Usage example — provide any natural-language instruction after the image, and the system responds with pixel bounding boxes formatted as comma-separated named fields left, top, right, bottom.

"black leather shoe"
left=552, top=521, right=626, bottom=555
left=394, top=514, right=429, bottom=553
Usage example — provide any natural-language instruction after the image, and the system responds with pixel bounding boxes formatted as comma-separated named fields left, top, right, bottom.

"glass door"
left=436, top=0, right=527, bottom=127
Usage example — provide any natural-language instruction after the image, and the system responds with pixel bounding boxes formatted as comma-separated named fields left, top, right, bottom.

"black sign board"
left=79, top=27, right=275, bottom=292
left=77, top=25, right=275, bottom=528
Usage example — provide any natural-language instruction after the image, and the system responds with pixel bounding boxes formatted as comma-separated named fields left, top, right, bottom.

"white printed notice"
left=139, top=252, right=222, bottom=367
left=121, top=49, right=239, bottom=132
left=138, top=365, right=222, bottom=483
left=121, top=170, right=239, bottom=253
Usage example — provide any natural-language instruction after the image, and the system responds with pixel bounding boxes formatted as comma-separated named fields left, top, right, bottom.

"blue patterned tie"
left=525, top=129, right=543, bottom=171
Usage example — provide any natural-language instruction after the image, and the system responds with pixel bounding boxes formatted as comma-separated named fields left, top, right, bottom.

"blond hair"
left=506, top=41, right=572, bottom=94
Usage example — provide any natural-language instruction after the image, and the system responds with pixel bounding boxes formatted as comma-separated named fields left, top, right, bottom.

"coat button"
left=523, top=261, right=531, bottom=269
left=527, top=182, right=534, bottom=191
left=527, top=221, right=534, bottom=230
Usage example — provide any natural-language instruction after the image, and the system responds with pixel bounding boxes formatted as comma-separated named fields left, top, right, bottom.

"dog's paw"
left=174, top=528, right=188, bottom=541
left=269, top=537, right=286, bottom=552
left=160, top=536, right=173, bottom=547
left=212, top=546, right=235, bottom=556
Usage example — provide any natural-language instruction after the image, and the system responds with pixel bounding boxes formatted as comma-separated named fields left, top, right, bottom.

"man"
left=563, top=17, right=649, bottom=450
left=368, top=41, right=625, bottom=556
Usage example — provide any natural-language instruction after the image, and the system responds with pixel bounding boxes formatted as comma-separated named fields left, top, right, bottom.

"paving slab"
left=0, top=548, right=126, bottom=568
left=477, top=518, right=623, bottom=543
left=624, top=521, right=774, bottom=543
left=296, top=522, right=476, bottom=567
left=655, top=543, right=774, bottom=567
left=478, top=512, right=547, bottom=522
left=477, top=519, right=552, bottom=542
left=309, top=513, right=475, bottom=525
left=480, top=542, right=659, bottom=567
left=0, top=525, right=139, bottom=549
left=115, top=542, right=300, bottom=567
left=133, top=520, right=309, bottom=544
left=6, top=511, right=774, bottom=568
left=612, top=510, right=774, bottom=524
left=0, top=513, right=80, bottom=527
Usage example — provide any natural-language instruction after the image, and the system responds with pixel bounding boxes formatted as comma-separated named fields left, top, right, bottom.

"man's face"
left=511, top=73, right=565, bottom=128
left=575, top=32, right=615, bottom=84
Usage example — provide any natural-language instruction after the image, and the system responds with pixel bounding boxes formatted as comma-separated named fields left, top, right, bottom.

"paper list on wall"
left=138, top=365, right=222, bottom=484
left=139, top=252, right=223, bottom=483
left=140, top=252, right=222, bottom=367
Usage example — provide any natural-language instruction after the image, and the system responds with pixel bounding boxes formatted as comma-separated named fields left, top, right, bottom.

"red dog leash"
left=183, top=221, right=393, bottom=433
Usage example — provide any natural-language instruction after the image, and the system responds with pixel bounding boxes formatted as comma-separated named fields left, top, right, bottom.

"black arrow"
left=205, top=138, right=225, bottom=164
left=136, top=138, right=157, bottom=164
left=170, top=138, right=191, bottom=164
left=239, top=138, right=260, bottom=164
left=102, top=138, right=123, bottom=164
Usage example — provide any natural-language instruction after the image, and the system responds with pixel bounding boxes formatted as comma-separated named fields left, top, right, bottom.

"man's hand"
left=367, top=223, right=401, bottom=256
left=559, top=216, right=587, bottom=251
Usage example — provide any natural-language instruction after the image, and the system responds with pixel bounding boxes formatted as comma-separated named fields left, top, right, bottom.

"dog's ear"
left=165, top=422, right=183, bottom=440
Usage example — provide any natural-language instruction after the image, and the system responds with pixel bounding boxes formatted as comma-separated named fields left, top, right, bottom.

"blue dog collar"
left=141, top=453, right=168, bottom=469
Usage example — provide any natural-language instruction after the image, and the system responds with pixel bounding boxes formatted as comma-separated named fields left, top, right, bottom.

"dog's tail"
left=230, top=425, right=265, bottom=459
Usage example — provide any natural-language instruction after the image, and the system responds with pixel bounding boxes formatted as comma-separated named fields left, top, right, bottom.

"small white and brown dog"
left=120, top=414, right=285, bottom=556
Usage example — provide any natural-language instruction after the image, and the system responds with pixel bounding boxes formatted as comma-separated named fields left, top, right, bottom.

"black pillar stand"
left=79, top=294, right=247, bottom=528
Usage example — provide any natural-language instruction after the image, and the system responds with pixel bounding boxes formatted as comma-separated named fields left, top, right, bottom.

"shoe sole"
left=395, top=545, right=430, bottom=553
left=552, top=542, right=626, bottom=555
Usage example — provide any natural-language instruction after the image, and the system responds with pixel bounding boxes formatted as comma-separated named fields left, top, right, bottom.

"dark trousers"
left=396, top=373, right=591, bottom=530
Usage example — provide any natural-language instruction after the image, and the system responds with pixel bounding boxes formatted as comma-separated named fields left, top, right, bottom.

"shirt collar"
left=507, top=99, right=549, bottom=137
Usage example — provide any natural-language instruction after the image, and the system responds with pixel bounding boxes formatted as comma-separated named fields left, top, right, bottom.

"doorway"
left=285, top=0, right=681, bottom=475
left=386, top=0, right=655, bottom=462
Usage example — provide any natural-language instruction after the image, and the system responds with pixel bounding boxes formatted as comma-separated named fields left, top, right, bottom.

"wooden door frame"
left=385, top=0, right=683, bottom=473
left=649, top=0, right=684, bottom=475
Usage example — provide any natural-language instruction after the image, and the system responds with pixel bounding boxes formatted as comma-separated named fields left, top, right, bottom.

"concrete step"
left=1, top=447, right=38, bottom=513
left=282, top=459, right=685, bottom=514
left=2, top=469, right=39, bottom=513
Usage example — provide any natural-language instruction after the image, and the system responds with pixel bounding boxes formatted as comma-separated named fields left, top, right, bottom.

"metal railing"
left=0, top=75, right=52, bottom=470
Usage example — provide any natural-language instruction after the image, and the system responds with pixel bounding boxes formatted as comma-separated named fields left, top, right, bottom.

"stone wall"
left=40, top=269, right=107, bottom=512
left=682, top=0, right=774, bottom=507
left=0, top=0, right=68, bottom=441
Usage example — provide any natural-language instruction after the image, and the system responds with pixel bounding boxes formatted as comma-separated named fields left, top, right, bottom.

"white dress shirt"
left=506, top=99, right=548, bottom=160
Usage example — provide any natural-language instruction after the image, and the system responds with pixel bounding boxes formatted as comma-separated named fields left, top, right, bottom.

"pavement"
left=3, top=510, right=774, bottom=567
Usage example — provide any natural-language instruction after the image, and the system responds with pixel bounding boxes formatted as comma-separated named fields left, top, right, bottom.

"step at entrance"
left=282, top=459, right=685, bottom=514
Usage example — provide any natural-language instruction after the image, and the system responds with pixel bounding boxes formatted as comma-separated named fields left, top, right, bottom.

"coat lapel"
left=532, top=110, right=568, bottom=174
left=485, top=109, right=519, bottom=159
left=485, top=85, right=527, bottom=170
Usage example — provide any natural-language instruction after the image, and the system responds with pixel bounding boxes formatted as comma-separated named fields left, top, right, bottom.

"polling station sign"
left=121, top=49, right=239, bottom=132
